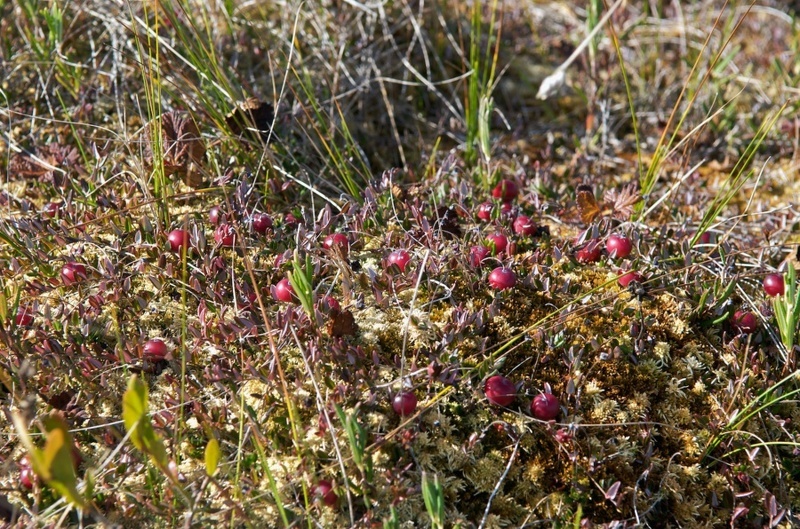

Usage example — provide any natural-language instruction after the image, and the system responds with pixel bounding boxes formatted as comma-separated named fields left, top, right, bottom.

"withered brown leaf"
left=145, top=111, right=207, bottom=188
left=225, top=98, right=275, bottom=144
left=328, top=309, right=357, bottom=338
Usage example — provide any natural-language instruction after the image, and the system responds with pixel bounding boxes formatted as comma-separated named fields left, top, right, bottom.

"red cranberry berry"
left=252, top=213, right=273, bottom=234
left=19, top=457, right=35, bottom=489
left=143, top=339, right=169, bottom=361
left=15, top=308, right=34, bottom=327
left=469, top=246, right=491, bottom=268
left=500, top=202, right=513, bottom=217
left=513, top=215, right=537, bottom=236
left=323, top=233, right=349, bottom=256
left=313, top=480, right=338, bottom=507
left=284, top=212, right=299, bottom=228
left=486, top=233, right=508, bottom=255
left=214, top=224, right=236, bottom=247
left=43, top=201, right=62, bottom=218
left=695, top=231, right=712, bottom=245
left=167, top=229, right=190, bottom=253
left=763, top=273, right=785, bottom=297
left=386, top=250, right=411, bottom=273
left=531, top=393, right=560, bottom=421
left=576, top=240, right=602, bottom=263
left=606, top=234, right=633, bottom=259
left=61, top=262, right=87, bottom=286
left=209, top=206, right=224, bottom=226
left=732, top=310, right=758, bottom=334
left=392, top=391, right=418, bottom=416
left=488, top=267, right=516, bottom=290
left=492, top=179, right=519, bottom=202
left=274, top=278, right=295, bottom=302
left=618, top=271, right=643, bottom=287
left=476, top=202, right=494, bottom=222
left=319, top=295, right=341, bottom=314
left=484, top=375, right=516, bottom=407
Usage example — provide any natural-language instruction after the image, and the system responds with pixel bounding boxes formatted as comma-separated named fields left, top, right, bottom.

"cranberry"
left=143, top=339, right=169, bottom=361
left=167, top=229, right=190, bottom=253
left=19, top=457, right=35, bottom=489
left=323, top=233, right=349, bottom=255
left=513, top=215, right=537, bottom=236
left=488, top=267, right=516, bottom=290
left=15, top=308, right=34, bottom=327
left=484, top=375, right=516, bottom=407
left=274, top=278, right=295, bottom=302
left=606, top=234, right=633, bottom=259
left=386, top=250, right=411, bottom=273
left=43, top=201, right=62, bottom=218
left=319, top=295, right=341, bottom=314
left=252, top=213, right=273, bottom=234
left=313, top=479, right=338, bottom=507
left=209, top=206, right=224, bottom=226
left=469, top=246, right=491, bottom=268
left=492, top=179, right=519, bottom=202
left=618, top=271, right=643, bottom=287
left=732, top=310, right=758, bottom=334
left=284, top=212, right=299, bottom=227
left=392, top=391, right=418, bottom=416
left=763, top=273, right=785, bottom=297
left=214, top=224, right=236, bottom=247
left=486, top=233, right=508, bottom=255
left=531, top=393, right=560, bottom=421
left=576, top=240, right=602, bottom=263
left=61, top=262, right=87, bottom=286
left=477, top=202, right=494, bottom=221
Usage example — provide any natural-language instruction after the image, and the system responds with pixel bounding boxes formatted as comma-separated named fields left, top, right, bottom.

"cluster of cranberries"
left=484, top=375, right=561, bottom=421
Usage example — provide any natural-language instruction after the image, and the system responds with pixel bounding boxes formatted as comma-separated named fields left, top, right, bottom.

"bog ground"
left=1, top=0, right=800, bottom=527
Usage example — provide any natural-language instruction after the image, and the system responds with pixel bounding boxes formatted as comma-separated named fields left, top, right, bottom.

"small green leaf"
left=204, top=438, right=220, bottom=477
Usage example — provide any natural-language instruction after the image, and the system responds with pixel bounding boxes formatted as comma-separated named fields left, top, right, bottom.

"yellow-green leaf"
left=12, top=412, right=86, bottom=508
left=40, top=414, right=85, bottom=508
left=204, top=438, right=220, bottom=477
left=123, top=375, right=169, bottom=470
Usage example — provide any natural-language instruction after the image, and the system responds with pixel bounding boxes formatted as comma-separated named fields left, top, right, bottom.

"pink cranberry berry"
left=392, top=391, right=418, bottom=416
left=606, top=234, right=633, bottom=259
left=484, top=375, right=516, bottom=407
left=252, top=213, right=273, bottom=234
left=274, top=278, right=295, bottom=302
left=576, top=240, right=602, bottom=263
left=214, top=224, right=236, bottom=247
left=618, top=271, right=643, bottom=287
left=143, top=339, right=169, bottom=361
left=531, top=393, right=560, bottom=421
left=763, top=273, right=785, bottom=297
left=15, top=308, right=34, bottom=327
left=486, top=233, right=508, bottom=255
left=313, top=479, right=338, bottom=507
left=323, top=233, right=349, bottom=255
left=386, top=250, right=411, bottom=273
left=61, top=262, right=87, bottom=286
left=167, top=229, right=190, bottom=253
left=513, top=215, right=537, bottom=236
left=284, top=212, right=299, bottom=227
left=477, top=202, right=494, bottom=221
left=209, top=206, right=224, bottom=226
left=732, top=310, right=758, bottom=334
left=469, top=246, right=491, bottom=268
left=492, top=179, right=519, bottom=202
left=488, top=267, right=516, bottom=290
